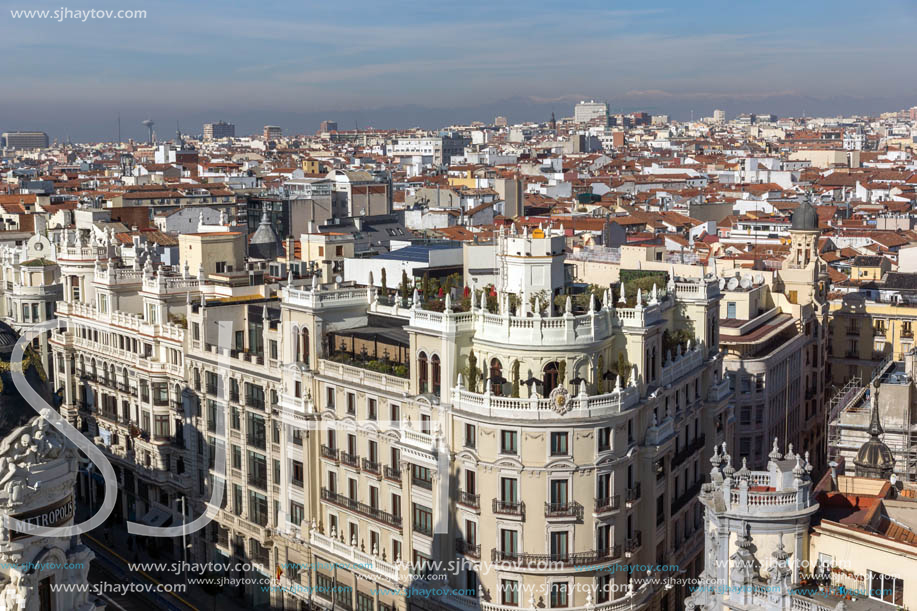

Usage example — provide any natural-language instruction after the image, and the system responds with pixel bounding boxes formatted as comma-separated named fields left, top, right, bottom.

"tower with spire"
left=854, top=379, right=896, bottom=479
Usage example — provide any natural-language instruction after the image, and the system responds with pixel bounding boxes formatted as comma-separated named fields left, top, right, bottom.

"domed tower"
left=854, top=381, right=896, bottom=479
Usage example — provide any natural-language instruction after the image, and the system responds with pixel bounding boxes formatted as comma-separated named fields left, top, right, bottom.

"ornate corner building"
left=49, top=227, right=733, bottom=611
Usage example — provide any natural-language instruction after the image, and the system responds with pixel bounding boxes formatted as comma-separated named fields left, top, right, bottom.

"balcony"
left=492, top=499, right=525, bottom=518
left=594, top=495, right=621, bottom=514
left=671, top=480, right=704, bottom=515
left=455, top=539, right=480, bottom=560
left=248, top=474, right=268, bottom=490
left=245, top=397, right=265, bottom=410
left=457, top=490, right=480, bottom=510
left=545, top=501, right=584, bottom=520
left=383, top=465, right=401, bottom=482
left=626, top=483, right=642, bottom=505
left=251, top=544, right=269, bottom=568
left=320, top=488, right=402, bottom=530
left=361, top=459, right=381, bottom=476
left=491, top=546, right=621, bottom=568
left=625, top=531, right=643, bottom=555
left=411, top=474, right=433, bottom=491
left=673, top=434, right=706, bottom=465
left=845, top=328, right=859, bottom=337
left=340, top=452, right=359, bottom=468
left=321, top=445, right=339, bottom=462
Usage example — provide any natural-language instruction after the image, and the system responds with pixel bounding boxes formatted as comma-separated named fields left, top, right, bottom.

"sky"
left=2, top=0, right=917, bottom=141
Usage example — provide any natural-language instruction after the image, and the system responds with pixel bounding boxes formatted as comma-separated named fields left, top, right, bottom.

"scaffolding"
left=826, top=356, right=917, bottom=481
left=826, top=376, right=863, bottom=466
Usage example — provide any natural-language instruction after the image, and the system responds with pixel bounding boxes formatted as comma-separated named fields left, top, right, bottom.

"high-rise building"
left=713, top=109, right=726, bottom=123
left=2, top=131, right=49, bottom=149
left=494, top=116, right=508, bottom=127
left=573, top=100, right=608, bottom=124
left=263, top=125, right=282, bottom=141
left=203, top=121, right=235, bottom=140
left=720, top=198, right=829, bottom=472
left=319, top=120, right=338, bottom=133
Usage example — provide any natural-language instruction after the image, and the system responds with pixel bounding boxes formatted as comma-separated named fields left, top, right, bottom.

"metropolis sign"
left=9, top=495, right=75, bottom=541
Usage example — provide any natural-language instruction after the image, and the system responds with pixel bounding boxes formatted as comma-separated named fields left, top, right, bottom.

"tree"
left=400, top=269, right=410, bottom=300
left=380, top=268, right=387, bottom=294
left=467, top=350, right=478, bottom=391
left=422, top=271, right=431, bottom=299
left=557, top=360, right=567, bottom=387
left=511, top=360, right=520, bottom=398
left=616, top=352, right=631, bottom=385
left=597, top=355, right=605, bottom=393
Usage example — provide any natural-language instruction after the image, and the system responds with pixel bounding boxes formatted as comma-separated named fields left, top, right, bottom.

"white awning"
left=138, top=507, right=171, bottom=528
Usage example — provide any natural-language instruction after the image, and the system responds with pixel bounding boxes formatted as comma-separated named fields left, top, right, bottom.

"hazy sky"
left=3, top=0, right=916, bottom=140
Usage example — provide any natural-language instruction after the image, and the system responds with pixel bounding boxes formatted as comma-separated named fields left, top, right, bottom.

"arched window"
left=293, top=327, right=300, bottom=362
left=301, top=328, right=310, bottom=367
left=543, top=362, right=559, bottom=394
left=431, top=355, right=441, bottom=395
left=418, top=352, right=428, bottom=394
left=490, top=358, right=504, bottom=396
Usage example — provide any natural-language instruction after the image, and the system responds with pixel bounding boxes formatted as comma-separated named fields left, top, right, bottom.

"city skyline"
left=3, top=0, right=917, bottom=140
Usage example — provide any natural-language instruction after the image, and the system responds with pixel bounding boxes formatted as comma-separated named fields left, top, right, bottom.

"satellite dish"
left=718, top=278, right=726, bottom=290
left=754, top=273, right=765, bottom=285
left=740, top=276, right=752, bottom=289
left=335, top=275, right=343, bottom=284
left=727, top=277, right=739, bottom=291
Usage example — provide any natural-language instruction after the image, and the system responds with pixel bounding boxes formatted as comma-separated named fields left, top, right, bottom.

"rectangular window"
left=550, top=583, right=569, bottom=608
left=500, top=477, right=517, bottom=503
left=597, top=426, right=611, bottom=451
left=550, top=432, right=568, bottom=456
left=500, top=430, right=518, bottom=454
left=357, top=592, right=373, bottom=611
left=464, top=423, right=476, bottom=448
left=412, top=503, right=433, bottom=536
left=550, top=480, right=568, bottom=505
left=290, top=501, right=304, bottom=526
left=501, top=580, right=519, bottom=607
left=246, top=412, right=266, bottom=449
left=367, top=398, right=377, bottom=420
left=411, top=464, right=432, bottom=489
left=869, top=570, right=903, bottom=606
left=347, top=393, right=356, bottom=415
left=500, top=529, right=517, bottom=555
left=550, top=531, right=568, bottom=560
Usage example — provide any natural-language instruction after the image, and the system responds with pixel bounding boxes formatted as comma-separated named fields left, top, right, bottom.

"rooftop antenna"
left=141, top=119, right=155, bottom=145
left=117, top=113, right=121, bottom=145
